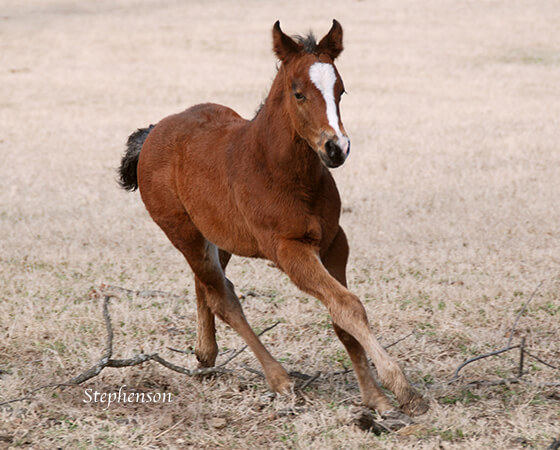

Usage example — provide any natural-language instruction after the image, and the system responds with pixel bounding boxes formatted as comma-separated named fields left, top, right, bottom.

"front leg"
left=322, top=228, right=393, bottom=413
left=275, top=238, right=428, bottom=416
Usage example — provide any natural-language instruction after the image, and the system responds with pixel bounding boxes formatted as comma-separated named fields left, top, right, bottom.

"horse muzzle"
left=320, top=136, right=350, bottom=168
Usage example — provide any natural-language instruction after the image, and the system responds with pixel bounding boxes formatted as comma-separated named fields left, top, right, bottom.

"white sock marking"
left=308, top=62, right=349, bottom=153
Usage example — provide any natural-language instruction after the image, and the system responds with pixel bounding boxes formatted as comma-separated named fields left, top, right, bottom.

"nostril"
left=321, top=139, right=347, bottom=168
left=346, top=140, right=351, bottom=156
left=325, top=140, right=337, bottom=158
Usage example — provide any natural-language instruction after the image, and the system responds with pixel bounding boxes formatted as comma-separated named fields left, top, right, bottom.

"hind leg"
left=194, top=249, right=232, bottom=367
left=146, top=201, right=291, bottom=392
left=194, top=276, right=218, bottom=367
left=190, top=241, right=291, bottom=393
left=143, top=200, right=219, bottom=368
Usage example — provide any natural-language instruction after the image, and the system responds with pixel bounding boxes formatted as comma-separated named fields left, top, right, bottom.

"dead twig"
left=271, top=332, right=415, bottom=390
left=299, top=371, right=321, bottom=391
left=462, top=378, right=560, bottom=388
left=451, top=281, right=543, bottom=381
left=217, top=321, right=280, bottom=368
left=240, top=364, right=265, bottom=378
left=292, top=367, right=353, bottom=390
left=71, top=299, right=283, bottom=382
left=507, top=281, right=542, bottom=348
left=288, top=371, right=314, bottom=380
left=67, top=296, right=234, bottom=385
left=154, top=418, right=186, bottom=440
left=383, top=331, right=415, bottom=350
left=167, top=347, right=196, bottom=355
left=165, top=322, right=281, bottom=364
left=0, top=383, right=67, bottom=407
left=2, top=294, right=274, bottom=407
left=250, top=332, right=416, bottom=390
left=66, top=296, right=115, bottom=384
left=462, top=378, right=521, bottom=387
left=451, top=345, right=521, bottom=381
left=518, top=337, right=526, bottom=378
left=150, top=355, right=231, bottom=376
left=99, top=284, right=181, bottom=299
left=523, top=350, right=559, bottom=370
left=329, top=368, right=353, bottom=376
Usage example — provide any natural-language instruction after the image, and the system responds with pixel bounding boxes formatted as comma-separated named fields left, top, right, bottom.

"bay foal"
left=119, top=20, right=428, bottom=418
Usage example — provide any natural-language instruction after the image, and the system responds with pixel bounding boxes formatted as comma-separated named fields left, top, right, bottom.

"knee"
left=330, top=293, right=368, bottom=327
left=205, top=286, right=244, bottom=325
left=199, top=282, right=226, bottom=317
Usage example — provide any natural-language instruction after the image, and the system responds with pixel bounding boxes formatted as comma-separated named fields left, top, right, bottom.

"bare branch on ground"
left=0, top=294, right=280, bottom=407
left=3, top=281, right=556, bottom=409
left=507, top=281, right=543, bottom=348
left=98, top=283, right=181, bottom=299
left=450, top=281, right=554, bottom=382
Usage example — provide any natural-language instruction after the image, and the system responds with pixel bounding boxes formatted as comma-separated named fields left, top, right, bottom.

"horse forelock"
left=252, top=33, right=333, bottom=120
left=294, top=32, right=318, bottom=54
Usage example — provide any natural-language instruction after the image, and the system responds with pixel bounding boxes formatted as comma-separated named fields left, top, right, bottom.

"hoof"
left=196, top=359, right=217, bottom=370
left=350, top=407, right=414, bottom=434
left=401, top=393, right=429, bottom=417
left=195, top=351, right=219, bottom=379
left=269, top=378, right=294, bottom=395
left=267, top=368, right=293, bottom=395
left=379, top=409, right=414, bottom=431
left=195, top=349, right=218, bottom=369
left=259, top=391, right=277, bottom=404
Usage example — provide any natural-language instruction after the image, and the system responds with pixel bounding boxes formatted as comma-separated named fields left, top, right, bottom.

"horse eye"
left=294, top=92, right=306, bottom=101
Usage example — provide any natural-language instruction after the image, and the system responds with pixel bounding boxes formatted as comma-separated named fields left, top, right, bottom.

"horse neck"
left=250, top=68, right=323, bottom=186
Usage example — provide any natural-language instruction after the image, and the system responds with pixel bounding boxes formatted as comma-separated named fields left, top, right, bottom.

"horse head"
left=272, top=20, right=351, bottom=168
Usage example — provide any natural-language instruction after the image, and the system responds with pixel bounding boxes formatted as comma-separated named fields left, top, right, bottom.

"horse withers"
left=118, top=20, right=428, bottom=421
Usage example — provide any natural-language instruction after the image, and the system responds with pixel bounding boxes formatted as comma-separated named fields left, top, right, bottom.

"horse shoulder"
left=231, top=164, right=342, bottom=261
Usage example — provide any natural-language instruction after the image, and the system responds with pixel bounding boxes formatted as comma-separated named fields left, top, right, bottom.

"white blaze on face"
left=308, top=62, right=350, bottom=154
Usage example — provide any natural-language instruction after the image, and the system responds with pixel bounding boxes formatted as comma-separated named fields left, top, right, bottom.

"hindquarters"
left=118, top=125, right=155, bottom=191
left=135, top=105, right=264, bottom=257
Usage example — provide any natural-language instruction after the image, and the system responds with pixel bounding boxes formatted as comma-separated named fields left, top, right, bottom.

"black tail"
left=118, top=125, right=155, bottom=191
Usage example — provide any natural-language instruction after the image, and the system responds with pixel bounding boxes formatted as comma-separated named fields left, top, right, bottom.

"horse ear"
left=272, top=21, right=302, bottom=62
left=317, top=19, right=344, bottom=60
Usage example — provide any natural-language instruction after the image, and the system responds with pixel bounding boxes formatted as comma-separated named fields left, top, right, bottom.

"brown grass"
left=1, top=0, right=559, bottom=448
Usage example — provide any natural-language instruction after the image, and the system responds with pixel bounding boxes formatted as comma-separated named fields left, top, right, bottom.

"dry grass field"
left=1, top=0, right=559, bottom=448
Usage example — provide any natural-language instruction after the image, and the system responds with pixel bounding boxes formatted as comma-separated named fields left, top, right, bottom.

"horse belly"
left=183, top=191, right=262, bottom=257
left=199, top=218, right=262, bottom=258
